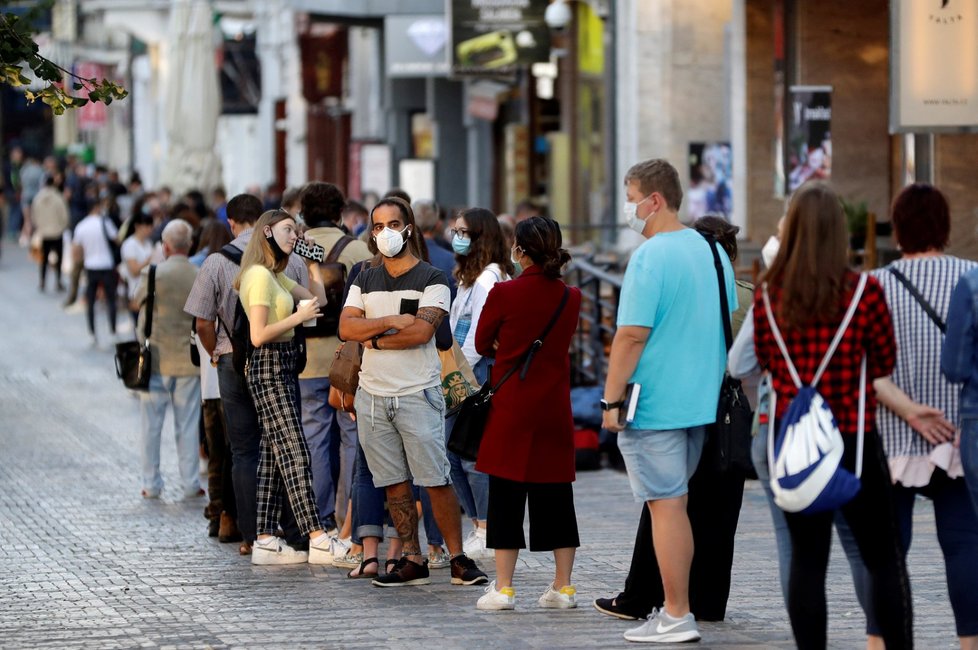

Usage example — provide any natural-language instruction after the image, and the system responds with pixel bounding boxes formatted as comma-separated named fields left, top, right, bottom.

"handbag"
left=328, top=341, right=363, bottom=413
left=701, top=234, right=755, bottom=477
left=440, top=340, right=481, bottom=416
left=448, top=286, right=570, bottom=462
left=114, top=265, right=156, bottom=391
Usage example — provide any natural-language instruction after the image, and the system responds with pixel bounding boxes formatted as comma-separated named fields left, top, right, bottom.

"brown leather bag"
left=328, top=341, right=362, bottom=413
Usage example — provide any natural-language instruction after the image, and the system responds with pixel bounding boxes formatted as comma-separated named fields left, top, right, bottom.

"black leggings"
left=784, top=430, right=912, bottom=650
left=39, top=237, right=63, bottom=288
left=85, top=269, right=118, bottom=335
left=486, top=475, right=579, bottom=551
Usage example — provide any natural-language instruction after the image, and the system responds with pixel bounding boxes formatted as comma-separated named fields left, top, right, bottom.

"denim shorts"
left=617, top=426, right=707, bottom=501
left=354, top=385, right=452, bottom=489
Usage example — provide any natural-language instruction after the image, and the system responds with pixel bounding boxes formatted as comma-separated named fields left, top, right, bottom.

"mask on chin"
left=761, top=235, right=780, bottom=268
left=376, top=226, right=410, bottom=258
left=265, top=228, right=289, bottom=262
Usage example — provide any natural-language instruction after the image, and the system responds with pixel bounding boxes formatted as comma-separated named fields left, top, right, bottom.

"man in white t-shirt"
left=340, top=197, right=488, bottom=589
left=72, top=198, right=119, bottom=347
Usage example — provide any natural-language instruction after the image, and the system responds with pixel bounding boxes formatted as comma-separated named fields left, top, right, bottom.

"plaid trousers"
left=247, top=341, right=322, bottom=536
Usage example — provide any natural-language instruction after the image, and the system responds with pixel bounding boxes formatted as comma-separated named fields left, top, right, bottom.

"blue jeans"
left=217, top=355, right=301, bottom=544
left=139, top=374, right=201, bottom=497
left=445, top=357, right=491, bottom=521
left=299, top=376, right=339, bottom=525
left=335, top=407, right=359, bottom=527
left=962, top=419, right=978, bottom=517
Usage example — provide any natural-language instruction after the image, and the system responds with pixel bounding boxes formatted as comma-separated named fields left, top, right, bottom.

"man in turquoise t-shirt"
left=600, top=159, right=735, bottom=644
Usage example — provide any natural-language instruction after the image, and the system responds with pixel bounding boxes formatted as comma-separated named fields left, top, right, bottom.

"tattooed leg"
left=386, top=481, right=422, bottom=559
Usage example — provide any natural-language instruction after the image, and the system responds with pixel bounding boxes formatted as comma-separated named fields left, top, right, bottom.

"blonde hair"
left=233, top=209, right=295, bottom=291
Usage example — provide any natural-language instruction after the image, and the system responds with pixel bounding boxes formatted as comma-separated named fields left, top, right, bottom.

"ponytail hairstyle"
left=514, top=216, right=571, bottom=279
left=366, top=197, right=429, bottom=262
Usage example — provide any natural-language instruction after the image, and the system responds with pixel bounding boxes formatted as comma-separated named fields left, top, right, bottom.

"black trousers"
left=486, top=475, right=580, bottom=552
left=84, top=269, right=118, bottom=335
left=614, top=457, right=747, bottom=621
left=39, top=237, right=63, bottom=288
left=784, top=431, right=912, bottom=650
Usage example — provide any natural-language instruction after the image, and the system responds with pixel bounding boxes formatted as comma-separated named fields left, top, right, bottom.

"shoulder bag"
left=115, top=265, right=156, bottom=390
left=701, top=234, right=755, bottom=476
left=886, top=266, right=947, bottom=333
left=328, top=341, right=363, bottom=413
left=448, top=285, right=570, bottom=462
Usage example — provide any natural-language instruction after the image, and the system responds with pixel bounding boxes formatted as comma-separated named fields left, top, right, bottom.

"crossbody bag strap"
left=887, top=266, right=947, bottom=333
left=487, top=285, right=571, bottom=395
left=144, top=265, right=157, bottom=340
left=701, top=233, right=733, bottom=351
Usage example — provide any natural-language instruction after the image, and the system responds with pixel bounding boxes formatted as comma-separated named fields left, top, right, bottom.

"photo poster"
left=687, top=142, right=733, bottom=221
left=787, top=86, right=832, bottom=194
left=448, top=0, right=550, bottom=75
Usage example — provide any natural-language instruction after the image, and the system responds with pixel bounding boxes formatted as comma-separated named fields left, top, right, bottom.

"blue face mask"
left=452, top=233, right=471, bottom=256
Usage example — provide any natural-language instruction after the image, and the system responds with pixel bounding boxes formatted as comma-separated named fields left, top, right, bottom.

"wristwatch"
left=600, top=398, right=624, bottom=411
left=372, top=335, right=382, bottom=350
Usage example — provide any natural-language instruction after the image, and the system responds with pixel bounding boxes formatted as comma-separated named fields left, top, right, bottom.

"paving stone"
left=0, top=248, right=958, bottom=648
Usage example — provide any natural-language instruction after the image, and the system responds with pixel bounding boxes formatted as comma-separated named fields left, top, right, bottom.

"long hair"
left=762, top=182, right=850, bottom=329
left=233, top=209, right=295, bottom=290
left=366, top=197, right=429, bottom=263
left=454, top=207, right=515, bottom=287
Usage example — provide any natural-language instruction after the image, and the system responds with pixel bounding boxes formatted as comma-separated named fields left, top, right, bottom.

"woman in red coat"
left=472, top=216, right=583, bottom=611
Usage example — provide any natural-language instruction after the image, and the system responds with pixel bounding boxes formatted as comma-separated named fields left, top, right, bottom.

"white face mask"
left=761, top=235, right=780, bottom=268
left=624, top=195, right=653, bottom=235
left=511, top=245, right=522, bottom=266
left=375, top=226, right=409, bottom=258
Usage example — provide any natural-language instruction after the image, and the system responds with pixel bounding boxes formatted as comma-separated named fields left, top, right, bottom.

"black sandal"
left=347, top=557, right=379, bottom=579
left=385, top=558, right=398, bottom=574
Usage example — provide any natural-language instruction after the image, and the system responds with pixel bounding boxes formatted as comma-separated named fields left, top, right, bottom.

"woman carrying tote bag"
left=471, top=216, right=582, bottom=611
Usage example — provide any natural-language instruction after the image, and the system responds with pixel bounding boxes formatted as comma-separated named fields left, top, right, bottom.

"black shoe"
left=207, top=517, right=220, bottom=537
left=371, top=557, right=431, bottom=587
left=450, top=553, right=489, bottom=586
left=593, top=596, right=642, bottom=620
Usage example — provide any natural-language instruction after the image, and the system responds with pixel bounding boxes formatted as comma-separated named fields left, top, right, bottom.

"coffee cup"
left=298, top=299, right=317, bottom=327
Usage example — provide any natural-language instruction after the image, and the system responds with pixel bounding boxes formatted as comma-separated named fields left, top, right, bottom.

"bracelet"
left=372, top=335, right=381, bottom=350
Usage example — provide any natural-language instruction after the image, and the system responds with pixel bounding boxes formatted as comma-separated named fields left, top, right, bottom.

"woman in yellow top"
left=234, top=209, right=331, bottom=565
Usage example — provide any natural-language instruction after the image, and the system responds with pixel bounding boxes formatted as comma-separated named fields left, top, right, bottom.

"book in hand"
left=619, top=383, right=641, bottom=427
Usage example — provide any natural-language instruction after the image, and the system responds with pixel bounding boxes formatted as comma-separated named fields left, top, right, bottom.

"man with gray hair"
left=133, top=218, right=204, bottom=499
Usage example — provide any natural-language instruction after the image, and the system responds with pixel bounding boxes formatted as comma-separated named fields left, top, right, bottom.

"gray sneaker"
left=623, top=608, right=700, bottom=643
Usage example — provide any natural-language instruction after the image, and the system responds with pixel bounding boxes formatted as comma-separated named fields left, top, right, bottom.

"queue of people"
left=21, top=150, right=978, bottom=647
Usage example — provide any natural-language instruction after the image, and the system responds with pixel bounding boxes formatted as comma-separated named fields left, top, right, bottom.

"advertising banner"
left=786, top=86, right=831, bottom=194
left=687, top=143, right=732, bottom=221
left=892, top=0, right=978, bottom=132
left=447, top=0, right=550, bottom=75
left=386, top=15, right=451, bottom=78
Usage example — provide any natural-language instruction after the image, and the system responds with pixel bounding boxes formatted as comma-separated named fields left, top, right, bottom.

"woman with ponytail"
left=233, top=209, right=332, bottom=565
left=471, top=216, right=583, bottom=611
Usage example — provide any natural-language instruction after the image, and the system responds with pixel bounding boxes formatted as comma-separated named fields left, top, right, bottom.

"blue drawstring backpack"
left=763, top=274, right=868, bottom=515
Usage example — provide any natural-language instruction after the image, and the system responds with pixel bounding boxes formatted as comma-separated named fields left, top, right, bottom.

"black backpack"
left=218, top=244, right=306, bottom=375
left=304, top=235, right=354, bottom=339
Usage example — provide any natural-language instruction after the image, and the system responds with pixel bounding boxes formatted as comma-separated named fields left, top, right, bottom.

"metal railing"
left=564, top=256, right=624, bottom=387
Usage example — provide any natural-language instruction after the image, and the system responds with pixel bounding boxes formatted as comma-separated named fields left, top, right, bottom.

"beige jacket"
left=300, top=225, right=372, bottom=379
left=31, top=186, right=69, bottom=239
left=135, top=255, right=199, bottom=377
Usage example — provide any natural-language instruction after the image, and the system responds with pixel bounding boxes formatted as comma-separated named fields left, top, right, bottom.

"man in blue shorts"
left=601, top=159, right=736, bottom=643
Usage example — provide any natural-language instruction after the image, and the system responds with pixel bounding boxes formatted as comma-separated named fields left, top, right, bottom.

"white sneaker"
left=538, top=583, right=577, bottom=609
left=476, top=580, right=516, bottom=611
left=462, top=527, right=491, bottom=559
left=623, top=608, right=701, bottom=643
left=251, top=537, right=309, bottom=565
left=309, top=534, right=350, bottom=565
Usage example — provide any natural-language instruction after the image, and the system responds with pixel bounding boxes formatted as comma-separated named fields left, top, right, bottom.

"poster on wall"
left=687, top=143, right=733, bottom=221
left=891, top=0, right=978, bottom=132
left=787, top=86, right=832, bottom=194
left=447, top=0, right=550, bottom=75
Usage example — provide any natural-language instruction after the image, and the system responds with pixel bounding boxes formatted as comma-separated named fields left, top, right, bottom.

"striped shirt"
left=871, top=255, right=977, bottom=485
left=183, top=230, right=308, bottom=356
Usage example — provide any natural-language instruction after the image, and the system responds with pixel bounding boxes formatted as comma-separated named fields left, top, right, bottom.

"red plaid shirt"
left=753, top=271, right=895, bottom=436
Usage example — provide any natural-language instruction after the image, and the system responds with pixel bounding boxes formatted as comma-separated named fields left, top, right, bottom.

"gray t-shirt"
left=345, top=261, right=450, bottom=397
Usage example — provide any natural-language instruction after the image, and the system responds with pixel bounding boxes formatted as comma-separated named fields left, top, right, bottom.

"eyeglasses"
left=450, top=228, right=470, bottom=238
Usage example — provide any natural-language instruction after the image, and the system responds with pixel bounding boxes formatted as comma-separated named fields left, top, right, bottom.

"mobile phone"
left=293, top=238, right=326, bottom=263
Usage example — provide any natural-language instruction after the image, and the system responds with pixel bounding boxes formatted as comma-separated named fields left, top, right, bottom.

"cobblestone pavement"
left=0, top=248, right=957, bottom=648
